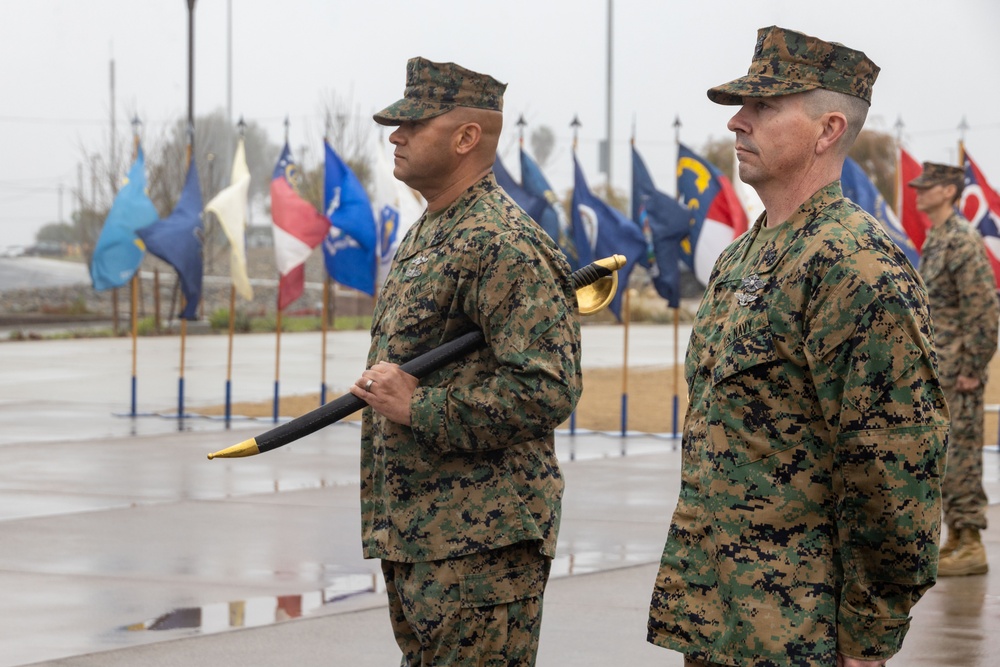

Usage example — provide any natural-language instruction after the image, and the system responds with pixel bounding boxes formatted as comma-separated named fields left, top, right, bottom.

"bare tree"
left=700, top=136, right=736, bottom=182
left=848, top=129, right=895, bottom=204
left=530, top=125, right=556, bottom=168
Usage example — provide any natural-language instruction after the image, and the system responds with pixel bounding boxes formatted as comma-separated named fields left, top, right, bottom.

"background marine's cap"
left=373, top=57, right=507, bottom=126
left=908, top=162, right=966, bottom=189
left=707, top=26, right=880, bottom=106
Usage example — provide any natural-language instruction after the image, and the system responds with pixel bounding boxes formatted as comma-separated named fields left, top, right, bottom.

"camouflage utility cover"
left=361, top=173, right=582, bottom=563
left=708, top=25, right=879, bottom=105
left=648, top=183, right=948, bottom=665
left=918, top=211, right=999, bottom=386
left=374, top=57, right=506, bottom=126
left=908, top=162, right=966, bottom=190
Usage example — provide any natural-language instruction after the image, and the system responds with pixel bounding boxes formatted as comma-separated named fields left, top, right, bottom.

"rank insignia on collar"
left=741, top=274, right=765, bottom=292
left=762, top=247, right=777, bottom=265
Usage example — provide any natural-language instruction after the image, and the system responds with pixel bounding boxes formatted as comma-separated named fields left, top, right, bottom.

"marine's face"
left=387, top=113, right=458, bottom=193
left=913, top=183, right=954, bottom=214
left=728, top=93, right=818, bottom=190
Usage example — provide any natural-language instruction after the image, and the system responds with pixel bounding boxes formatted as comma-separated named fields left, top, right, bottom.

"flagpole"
left=225, top=284, right=235, bottom=424
left=893, top=116, right=904, bottom=218
left=321, top=275, right=330, bottom=406
left=620, top=287, right=630, bottom=449
left=129, top=118, right=142, bottom=417
left=672, top=114, right=682, bottom=440
left=224, top=117, right=247, bottom=425
left=274, top=298, right=282, bottom=423
left=569, top=115, right=581, bottom=440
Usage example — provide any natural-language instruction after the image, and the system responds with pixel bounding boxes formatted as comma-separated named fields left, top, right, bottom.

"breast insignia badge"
left=404, top=255, right=429, bottom=279
left=734, top=274, right=765, bottom=306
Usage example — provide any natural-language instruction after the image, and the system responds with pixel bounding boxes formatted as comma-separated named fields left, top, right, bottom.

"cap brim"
left=707, top=75, right=815, bottom=105
left=907, top=176, right=937, bottom=189
left=372, top=99, right=454, bottom=126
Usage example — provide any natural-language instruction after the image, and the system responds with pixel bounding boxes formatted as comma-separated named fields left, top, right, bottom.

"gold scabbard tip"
left=595, top=254, right=627, bottom=272
left=207, top=438, right=261, bottom=460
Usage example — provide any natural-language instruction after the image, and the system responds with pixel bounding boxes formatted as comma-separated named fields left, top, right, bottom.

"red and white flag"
left=961, top=148, right=1000, bottom=289
left=896, top=146, right=932, bottom=252
left=270, top=143, right=329, bottom=310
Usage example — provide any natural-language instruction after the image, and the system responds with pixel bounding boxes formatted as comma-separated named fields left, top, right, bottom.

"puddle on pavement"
left=123, top=571, right=381, bottom=634
left=119, top=548, right=661, bottom=637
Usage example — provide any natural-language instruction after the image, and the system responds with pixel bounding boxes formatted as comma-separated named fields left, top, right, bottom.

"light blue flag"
left=90, top=147, right=160, bottom=291
left=571, top=154, right=647, bottom=320
left=322, top=140, right=378, bottom=296
left=841, top=157, right=919, bottom=266
left=137, top=161, right=204, bottom=319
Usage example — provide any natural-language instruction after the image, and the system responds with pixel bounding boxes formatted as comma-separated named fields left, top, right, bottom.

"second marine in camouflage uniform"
left=648, top=26, right=949, bottom=666
left=913, top=161, right=999, bottom=576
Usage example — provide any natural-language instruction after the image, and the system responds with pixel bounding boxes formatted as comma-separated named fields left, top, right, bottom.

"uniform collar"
left=394, top=173, right=498, bottom=262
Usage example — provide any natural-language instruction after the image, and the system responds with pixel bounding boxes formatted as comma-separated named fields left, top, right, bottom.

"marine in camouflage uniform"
left=911, top=162, right=999, bottom=576
left=354, top=58, right=582, bottom=666
left=647, top=27, right=948, bottom=667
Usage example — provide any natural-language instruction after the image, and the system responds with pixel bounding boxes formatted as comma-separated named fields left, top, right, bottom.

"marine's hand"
left=350, top=362, right=419, bottom=426
left=955, top=375, right=981, bottom=392
left=837, top=653, right=886, bottom=667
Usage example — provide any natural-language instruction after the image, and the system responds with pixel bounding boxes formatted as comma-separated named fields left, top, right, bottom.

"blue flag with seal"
left=90, top=146, right=160, bottom=291
left=841, top=156, right=919, bottom=266
left=322, top=139, right=378, bottom=296
left=632, top=145, right=691, bottom=307
left=137, top=161, right=204, bottom=320
left=571, top=154, right=646, bottom=320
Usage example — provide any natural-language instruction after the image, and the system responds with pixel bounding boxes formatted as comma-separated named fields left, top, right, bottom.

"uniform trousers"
left=942, top=384, right=989, bottom=530
left=381, top=540, right=551, bottom=667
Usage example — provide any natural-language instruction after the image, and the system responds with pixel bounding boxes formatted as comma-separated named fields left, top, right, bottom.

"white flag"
left=205, top=138, right=253, bottom=300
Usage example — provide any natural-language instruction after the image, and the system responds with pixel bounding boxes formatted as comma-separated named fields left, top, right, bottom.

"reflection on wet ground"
left=124, top=573, right=381, bottom=633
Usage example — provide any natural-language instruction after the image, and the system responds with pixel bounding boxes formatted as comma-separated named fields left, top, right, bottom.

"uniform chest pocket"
left=379, top=285, right=443, bottom=340
left=708, top=321, right=796, bottom=466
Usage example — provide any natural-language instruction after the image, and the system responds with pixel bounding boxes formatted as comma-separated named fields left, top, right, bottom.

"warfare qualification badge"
left=404, top=255, right=429, bottom=279
left=735, top=273, right=765, bottom=306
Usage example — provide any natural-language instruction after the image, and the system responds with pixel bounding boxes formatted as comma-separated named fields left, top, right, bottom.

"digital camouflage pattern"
left=908, top=161, right=966, bottom=190
left=648, top=182, right=949, bottom=666
left=381, top=540, right=549, bottom=666
left=373, top=57, right=507, bottom=126
left=361, top=172, right=582, bottom=564
left=708, top=25, right=880, bottom=105
left=919, top=211, right=998, bottom=530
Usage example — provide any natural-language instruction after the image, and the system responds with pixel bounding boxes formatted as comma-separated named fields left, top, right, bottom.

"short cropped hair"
left=803, top=88, right=869, bottom=154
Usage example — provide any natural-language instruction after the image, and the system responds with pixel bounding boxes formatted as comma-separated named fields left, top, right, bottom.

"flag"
left=204, top=138, right=253, bottom=300
left=897, top=146, right=931, bottom=251
left=493, top=155, right=549, bottom=225
left=632, top=145, right=691, bottom=307
left=961, top=149, right=1000, bottom=288
left=520, top=148, right=577, bottom=267
left=137, top=161, right=205, bottom=320
left=370, top=145, right=422, bottom=287
left=676, top=143, right=749, bottom=286
left=90, top=146, right=159, bottom=291
left=322, top=139, right=378, bottom=296
left=731, top=146, right=765, bottom=223
left=270, top=143, right=329, bottom=310
left=841, top=157, right=919, bottom=266
left=571, top=154, right=647, bottom=319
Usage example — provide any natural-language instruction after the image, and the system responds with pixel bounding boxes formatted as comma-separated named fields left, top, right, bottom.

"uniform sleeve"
left=409, top=231, right=582, bottom=452
left=805, top=252, right=948, bottom=660
left=950, top=229, right=999, bottom=379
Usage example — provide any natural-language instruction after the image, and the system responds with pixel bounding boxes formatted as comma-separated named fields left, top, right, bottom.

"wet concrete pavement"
left=1, top=328, right=998, bottom=666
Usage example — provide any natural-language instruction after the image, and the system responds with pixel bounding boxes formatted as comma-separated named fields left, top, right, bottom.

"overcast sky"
left=3, top=0, right=999, bottom=249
